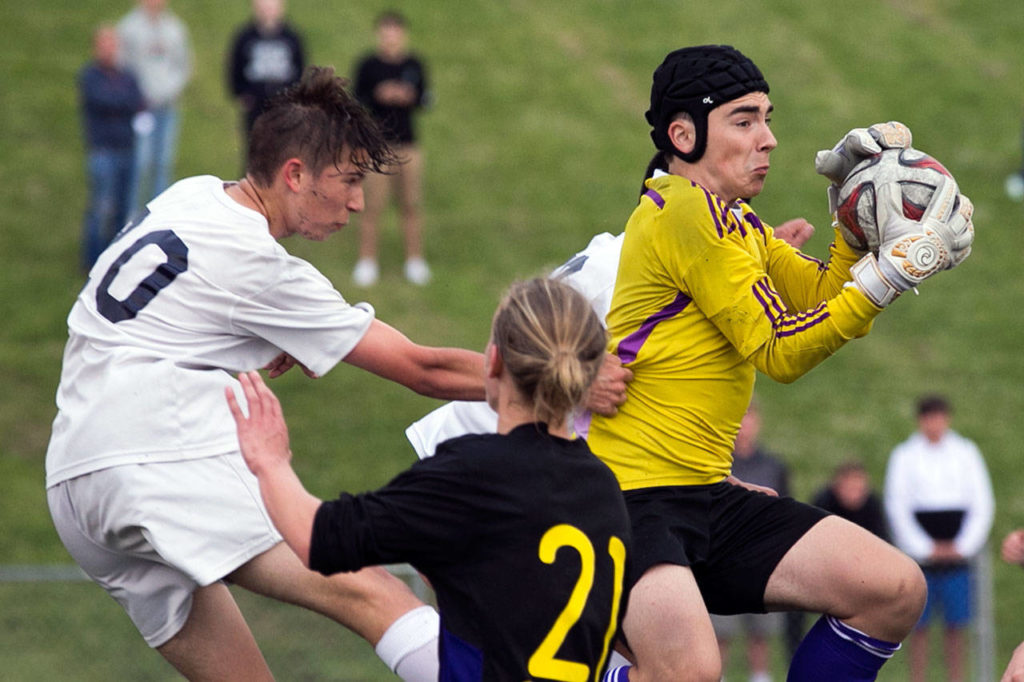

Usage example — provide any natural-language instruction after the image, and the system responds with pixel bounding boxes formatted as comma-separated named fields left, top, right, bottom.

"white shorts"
left=47, top=453, right=282, bottom=647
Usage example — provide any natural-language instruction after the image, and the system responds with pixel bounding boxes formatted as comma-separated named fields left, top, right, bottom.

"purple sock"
left=788, top=615, right=900, bottom=682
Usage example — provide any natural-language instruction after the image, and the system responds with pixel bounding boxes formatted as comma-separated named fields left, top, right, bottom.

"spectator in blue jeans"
left=117, top=0, right=192, bottom=214
left=78, top=24, right=144, bottom=270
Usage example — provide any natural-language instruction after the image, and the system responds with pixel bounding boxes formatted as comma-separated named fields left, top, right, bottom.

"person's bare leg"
left=945, top=626, right=966, bottom=682
left=766, top=516, right=925, bottom=642
left=156, top=581, right=274, bottom=682
left=622, top=564, right=722, bottom=682
left=909, top=627, right=929, bottom=682
left=748, top=633, right=771, bottom=678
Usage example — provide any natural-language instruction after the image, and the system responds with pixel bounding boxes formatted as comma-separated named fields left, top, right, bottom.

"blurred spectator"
left=352, top=10, right=431, bottom=287
left=711, top=399, right=788, bottom=682
left=78, top=24, right=144, bottom=270
left=1006, top=120, right=1024, bottom=201
left=226, top=0, right=305, bottom=169
left=812, top=459, right=889, bottom=541
left=117, top=0, right=192, bottom=214
left=1001, top=529, right=1024, bottom=681
left=884, top=394, right=994, bottom=682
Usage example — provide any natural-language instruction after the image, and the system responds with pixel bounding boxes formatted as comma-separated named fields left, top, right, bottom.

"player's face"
left=287, top=156, right=366, bottom=241
left=698, top=92, right=776, bottom=203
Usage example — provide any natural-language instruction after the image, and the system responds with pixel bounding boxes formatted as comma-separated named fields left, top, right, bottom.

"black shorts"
left=623, top=481, right=827, bottom=615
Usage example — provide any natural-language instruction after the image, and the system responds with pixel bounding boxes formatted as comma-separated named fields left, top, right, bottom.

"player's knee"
left=635, top=643, right=721, bottom=682
left=868, top=551, right=927, bottom=637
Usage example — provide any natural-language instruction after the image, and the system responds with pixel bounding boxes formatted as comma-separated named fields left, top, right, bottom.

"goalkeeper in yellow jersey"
left=592, top=45, right=974, bottom=682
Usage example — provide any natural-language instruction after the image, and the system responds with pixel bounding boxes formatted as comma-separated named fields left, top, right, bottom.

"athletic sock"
left=374, top=605, right=441, bottom=682
left=787, top=615, right=900, bottom=682
left=601, top=664, right=631, bottom=682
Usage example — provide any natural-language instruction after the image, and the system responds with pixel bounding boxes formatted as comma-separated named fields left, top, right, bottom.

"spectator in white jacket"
left=884, top=394, right=994, bottom=682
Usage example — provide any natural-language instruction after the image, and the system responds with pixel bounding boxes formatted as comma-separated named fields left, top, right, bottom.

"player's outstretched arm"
left=227, top=371, right=321, bottom=566
left=343, top=319, right=486, bottom=401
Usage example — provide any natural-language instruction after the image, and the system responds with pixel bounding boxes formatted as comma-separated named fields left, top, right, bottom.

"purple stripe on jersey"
left=616, top=291, right=692, bottom=364
left=753, top=279, right=786, bottom=322
left=700, top=187, right=725, bottom=237
left=643, top=189, right=665, bottom=209
left=774, top=309, right=831, bottom=335
left=795, top=251, right=826, bottom=270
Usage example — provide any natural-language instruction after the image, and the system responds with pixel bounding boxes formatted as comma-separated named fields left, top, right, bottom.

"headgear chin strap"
left=646, top=45, right=769, bottom=163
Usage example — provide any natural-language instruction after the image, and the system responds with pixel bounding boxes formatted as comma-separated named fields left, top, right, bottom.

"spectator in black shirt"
left=227, top=0, right=305, bottom=168
left=812, top=460, right=889, bottom=541
left=351, top=11, right=431, bottom=287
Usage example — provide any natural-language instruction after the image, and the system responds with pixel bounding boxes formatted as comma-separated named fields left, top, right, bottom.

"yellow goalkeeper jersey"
left=587, top=173, right=883, bottom=489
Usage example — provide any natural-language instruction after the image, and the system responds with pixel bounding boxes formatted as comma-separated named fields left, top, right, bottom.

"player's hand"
left=875, top=174, right=973, bottom=290
left=226, top=370, right=293, bottom=476
left=815, top=122, right=913, bottom=185
left=724, top=475, right=779, bottom=497
left=264, top=352, right=319, bottom=379
left=584, top=353, right=633, bottom=416
left=1002, top=529, right=1024, bottom=566
left=1001, top=641, right=1024, bottom=682
left=773, top=218, right=815, bottom=249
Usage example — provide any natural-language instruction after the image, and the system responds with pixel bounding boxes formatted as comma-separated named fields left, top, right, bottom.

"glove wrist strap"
left=849, top=254, right=900, bottom=308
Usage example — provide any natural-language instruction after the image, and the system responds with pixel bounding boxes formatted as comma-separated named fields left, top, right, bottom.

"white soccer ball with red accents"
left=835, top=147, right=954, bottom=254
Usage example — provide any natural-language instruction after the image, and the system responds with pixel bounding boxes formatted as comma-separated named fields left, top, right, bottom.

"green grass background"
left=2, top=0, right=1023, bottom=679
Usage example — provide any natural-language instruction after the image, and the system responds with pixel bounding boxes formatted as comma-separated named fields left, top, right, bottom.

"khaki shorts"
left=47, top=454, right=282, bottom=647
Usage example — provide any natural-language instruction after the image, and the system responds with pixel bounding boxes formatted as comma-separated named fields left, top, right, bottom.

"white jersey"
left=883, top=429, right=994, bottom=562
left=46, top=176, right=374, bottom=486
left=405, top=231, right=623, bottom=459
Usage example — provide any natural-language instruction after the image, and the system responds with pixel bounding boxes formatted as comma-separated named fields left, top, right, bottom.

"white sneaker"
left=352, top=258, right=379, bottom=287
left=404, top=257, right=431, bottom=286
left=1006, top=172, right=1024, bottom=202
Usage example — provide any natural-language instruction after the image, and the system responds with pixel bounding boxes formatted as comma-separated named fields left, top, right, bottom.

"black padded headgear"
left=646, top=45, right=769, bottom=163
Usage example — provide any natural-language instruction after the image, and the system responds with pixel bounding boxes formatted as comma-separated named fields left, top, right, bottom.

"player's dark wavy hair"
left=491, top=278, right=607, bottom=428
left=247, top=66, right=399, bottom=186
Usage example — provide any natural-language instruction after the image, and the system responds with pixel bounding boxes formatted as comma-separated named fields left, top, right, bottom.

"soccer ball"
left=835, top=147, right=954, bottom=253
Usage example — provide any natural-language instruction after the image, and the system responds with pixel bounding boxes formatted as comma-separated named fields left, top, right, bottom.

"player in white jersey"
left=46, top=66, right=489, bottom=682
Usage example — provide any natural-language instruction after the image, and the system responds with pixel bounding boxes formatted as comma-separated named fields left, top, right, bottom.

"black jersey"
left=310, top=423, right=631, bottom=681
left=353, top=53, right=428, bottom=144
left=227, top=22, right=305, bottom=108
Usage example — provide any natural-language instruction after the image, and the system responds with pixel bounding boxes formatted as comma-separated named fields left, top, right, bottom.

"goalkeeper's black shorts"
left=623, top=480, right=827, bottom=615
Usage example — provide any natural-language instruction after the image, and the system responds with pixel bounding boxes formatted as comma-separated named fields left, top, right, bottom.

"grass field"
left=2, top=0, right=1024, bottom=679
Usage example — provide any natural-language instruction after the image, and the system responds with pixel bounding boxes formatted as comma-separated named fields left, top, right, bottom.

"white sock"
left=373, top=605, right=440, bottom=682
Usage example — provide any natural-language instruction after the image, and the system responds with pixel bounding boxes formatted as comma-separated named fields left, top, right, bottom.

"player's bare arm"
left=227, top=371, right=320, bottom=565
left=343, top=319, right=486, bottom=401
